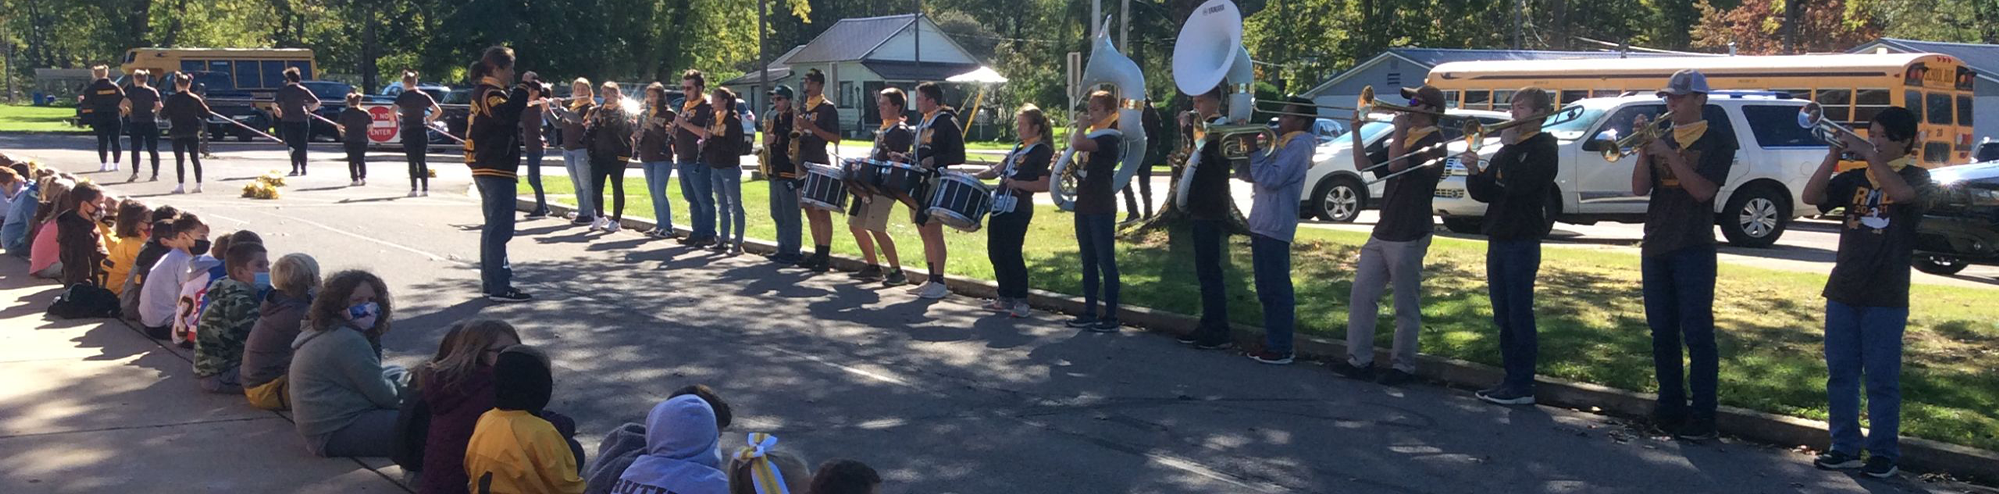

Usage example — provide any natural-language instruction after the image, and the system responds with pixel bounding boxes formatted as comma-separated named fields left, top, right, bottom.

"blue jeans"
left=1487, top=239, right=1542, bottom=392
left=641, top=161, right=675, bottom=232
left=1075, top=213, right=1120, bottom=319
left=562, top=149, right=595, bottom=221
left=769, top=178, right=801, bottom=257
left=475, top=176, right=517, bottom=295
left=678, top=161, right=715, bottom=240
left=1251, top=234, right=1295, bottom=355
left=1642, top=245, right=1718, bottom=420
left=526, top=150, right=548, bottom=214
left=1825, top=300, right=1906, bottom=461
left=1191, top=220, right=1231, bottom=341
left=711, top=167, right=745, bottom=245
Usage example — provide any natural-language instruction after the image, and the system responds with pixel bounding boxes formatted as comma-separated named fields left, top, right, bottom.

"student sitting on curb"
left=239, top=253, right=320, bottom=409
left=192, top=241, right=270, bottom=394
left=464, top=345, right=586, bottom=493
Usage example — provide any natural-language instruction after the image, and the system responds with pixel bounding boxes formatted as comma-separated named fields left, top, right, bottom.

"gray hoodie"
left=287, top=325, right=402, bottom=441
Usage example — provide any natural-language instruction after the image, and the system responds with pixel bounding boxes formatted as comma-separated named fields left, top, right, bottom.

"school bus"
left=1426, top=53, right=1979, bottom=165
left=120, top=47, right=317, bottom=98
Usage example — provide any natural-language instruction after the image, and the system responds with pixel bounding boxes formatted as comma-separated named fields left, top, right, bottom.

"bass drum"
left=799, top=163, right=850, bottom=212
left=925, top=172, right=994, bottom=232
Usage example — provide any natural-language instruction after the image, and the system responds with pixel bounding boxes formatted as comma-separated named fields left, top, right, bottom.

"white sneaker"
left=170, top=184, right=185, bottom=194
left=350, top=179, right=361, bottom=186
left=565, top=211, right=580, bottom=220
left=98, top=162, right=110, bottom=172
left=407, top=190, right=421, bottom=198
left=191, top=183, right=203, bottom=193
left=109, top=162, right=119, bottom=171
left=603, top=221, right=621, bottom=233
left=359, top=178, right=367, bottom=186
left=420, top=190, right=429, bottom=197
left=915, top=281, right=949, bottom=299
left=591, top=217, right=610, bottom=231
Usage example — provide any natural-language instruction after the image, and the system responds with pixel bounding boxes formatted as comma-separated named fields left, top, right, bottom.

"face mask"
left=252, top=271, right=272, bottom=290
left=346, top=302, right=380, bottom=330
left=191, top=239, right=212, bottom=256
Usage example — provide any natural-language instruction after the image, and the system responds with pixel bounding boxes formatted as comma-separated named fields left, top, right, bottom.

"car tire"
left=1912, top=255, right=1970, bottom=275
left=1442, top=216, right=1484, bottom=234
left=1720, top=184, right=1790, bottom=248
left=1311, top=175, right=1366, bottom=223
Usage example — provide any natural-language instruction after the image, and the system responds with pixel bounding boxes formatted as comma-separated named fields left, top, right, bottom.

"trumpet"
left=1600, top=111, right=1676, bottom=162
left=1798, top=101, right=1876, bottom=152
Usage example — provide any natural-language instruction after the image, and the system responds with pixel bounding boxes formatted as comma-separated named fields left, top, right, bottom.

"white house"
left=721, top=13, right=987, bottom=138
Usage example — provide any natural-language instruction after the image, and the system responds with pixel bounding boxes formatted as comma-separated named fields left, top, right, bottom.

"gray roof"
left=1851, top=38, right=1999, bottom=82
left=1302, top=47, right=1683, bottom=97
left=785, top=15, right=919, bottom=64
left=859, top=60, right=981, bottom=82
left=720, top=45, right=807, bottom=87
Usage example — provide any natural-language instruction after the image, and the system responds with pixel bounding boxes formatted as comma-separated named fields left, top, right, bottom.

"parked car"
left=299, top=80, right=353, bottom=141
left=1300, top=109, right=1508, bottom=222
left=1973, top=139, right=1999, bottom=163
left=1913, top=160, right=1999, bottom=275
left=1431, top=92, right=1823, bottom=247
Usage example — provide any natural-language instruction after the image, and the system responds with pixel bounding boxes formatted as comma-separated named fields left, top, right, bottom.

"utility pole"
left=914, top=0, right=923, bottom=66
left=758, top=0, right=767, bottom=115
left=1120, top=0, right=1129, bottom=49
left=1783, top=0, right=1799, bottom=54
left=1512, top=0, right=1524, bottom=49
left=1092, top=0, right=1101, bottom=38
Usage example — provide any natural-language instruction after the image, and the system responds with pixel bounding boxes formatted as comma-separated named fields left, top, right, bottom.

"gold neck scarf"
left=1671, top=120, right=1708, bottom=147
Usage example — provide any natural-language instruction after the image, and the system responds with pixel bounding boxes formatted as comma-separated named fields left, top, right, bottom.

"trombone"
left=1798, top=101, right=1876, bottom=152
left=1363, top=120, right=1484, bottom=185
left=1600, top=111, right=1675, bottom=162
left=1463, top=104, right=1587, bottom=155
left=1254, top=86, right=1446, bottom=120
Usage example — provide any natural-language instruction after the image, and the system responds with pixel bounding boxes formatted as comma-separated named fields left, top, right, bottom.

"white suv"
left=1431, top=93, right=1825, bottom=247
left=1302, top=110, right=1509, bottom=222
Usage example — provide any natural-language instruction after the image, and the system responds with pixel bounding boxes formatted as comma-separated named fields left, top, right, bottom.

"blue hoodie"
left=610, top=395, right=726, bottom=494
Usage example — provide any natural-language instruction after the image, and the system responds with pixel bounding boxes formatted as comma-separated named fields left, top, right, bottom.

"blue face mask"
left=252, top=271, right=272, bottom=290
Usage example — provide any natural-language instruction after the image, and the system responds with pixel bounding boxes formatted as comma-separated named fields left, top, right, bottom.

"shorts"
left=848, top=194, right=895, bottom=232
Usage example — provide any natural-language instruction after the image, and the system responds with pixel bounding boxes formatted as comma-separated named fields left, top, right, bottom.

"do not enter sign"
left=365, top=105, right=400, bottom=143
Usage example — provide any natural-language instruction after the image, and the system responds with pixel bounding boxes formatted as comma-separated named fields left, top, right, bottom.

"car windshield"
left=1541, top=105, right=1604, bottom=141
left=441, top=90, right=470, bottom=104
left=301, top=82, right=349, bottom=100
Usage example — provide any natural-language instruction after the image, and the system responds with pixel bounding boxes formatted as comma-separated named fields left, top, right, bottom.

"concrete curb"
left=515, top=196, right=1999, bottom=483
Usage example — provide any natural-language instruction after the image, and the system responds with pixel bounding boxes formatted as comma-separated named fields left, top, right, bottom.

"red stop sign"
left=366, top=105, right=399, bottom=143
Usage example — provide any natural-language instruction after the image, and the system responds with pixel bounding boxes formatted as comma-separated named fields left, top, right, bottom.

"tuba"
left=1050, top=16, right=1150, bottom=212
left=1171, top=0, right=1262, bottom=209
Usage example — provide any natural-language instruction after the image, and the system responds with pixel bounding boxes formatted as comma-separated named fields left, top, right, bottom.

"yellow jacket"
left=464, top=410, right=585, bottom=494
left=101, top=234, right=143, bottom=296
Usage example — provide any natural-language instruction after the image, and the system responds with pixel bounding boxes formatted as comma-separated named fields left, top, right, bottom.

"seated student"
left=139, top=214, right=206, bottom=339
left=240, top=253, right=320, bottom=409
left=175, top=230, right=262, bottom=348
left=290, top=269, right=405, bottom=458
left=585, top=384, right=734, bottom=494
left=121, top=212, right=178, bottom=323
left=55, top=182, right=108, bottom=288
left=465, top=345, right=586, bottom=494
left=608, top=394, right=727, bottom=494
left=808, top=459, right=882, bottom=494
left=1, top=171, right=42, bottom=256
left=726, top=433, right=812, bottom=494
left=416, top=319, right=522, bottom=494
left=0, top=167, right=19, bottom=225
left=193, top=241, right=270, bottom=393
left=102, top=199, right=154, bottom=297
left=27, top=178, right=73, bottom=278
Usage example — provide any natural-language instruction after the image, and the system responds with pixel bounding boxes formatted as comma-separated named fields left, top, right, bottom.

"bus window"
left=1443, top=90, right=1459, bottom=108
left=1904, top=90, right=1924, bottom=124
left=1741, top=105, right=1823, bottom=148
left=286, top=61, right=313, bottom=80
left=1960, top=94, right=1975, bottom=126
left=1464, top=90, right=1490, bottom=110
left=1591, top=89, right=1622, bottom=98
left=1852, top=88, right=1890, bottom=127
left=234, top=62, right=260, bottom=90
left=1815, top=88, right=1853, bottom=124
left=1493, top=90, right=1515, bottom=108
left=261, top=61, right=287, bottom=87
left=1927, top=92, right=1954, bottom=125
left=180, top=60, right=205, bottom=73
left=1924, top=142, right=1950, bottom=163
left=1560, top=90, right=1588, bottom=106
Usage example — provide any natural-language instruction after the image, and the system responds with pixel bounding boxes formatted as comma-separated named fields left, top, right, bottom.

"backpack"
left=48, top=283, right=121, bottom=319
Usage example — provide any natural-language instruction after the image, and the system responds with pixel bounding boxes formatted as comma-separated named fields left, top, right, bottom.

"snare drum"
left=841, top=158, right=881, bottom=196
left=800, top=163, right=849, bottom=212
left=877, top=160, right=929, bottom=207
left=925, top=172, right=994, bottom=232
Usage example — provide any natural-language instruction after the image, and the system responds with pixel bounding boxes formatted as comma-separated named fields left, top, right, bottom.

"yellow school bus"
left=1427, top=53, right=1979, bottom=165
left=120, top=47, right=317, bottom=97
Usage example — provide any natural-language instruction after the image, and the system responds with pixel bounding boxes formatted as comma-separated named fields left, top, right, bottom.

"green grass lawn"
left=0, top=104, right=87, bottom=133
left=524, top=174, right=1999, bottom=452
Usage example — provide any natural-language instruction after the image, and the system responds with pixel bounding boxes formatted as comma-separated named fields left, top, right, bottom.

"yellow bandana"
left=1088, top=113, right=1121, bottom=134
left=1671, top=120, right=1708, bottom=147
left=682, top=97, right=703, bottom=114
left=1403, top=126, right=1440, bottom=146
left=1868, top=155, right=1916, bottom=187
left=710, top=108, right=729, bottom=135
left=1274, top=130, right=1312, bottom=150
left=879, top=119, right=902, bottom=133
left=802, top=94, right=826, bottom=112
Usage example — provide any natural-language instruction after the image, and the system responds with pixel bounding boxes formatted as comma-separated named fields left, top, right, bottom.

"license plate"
left=1434, top=188, right=1465, bottom=199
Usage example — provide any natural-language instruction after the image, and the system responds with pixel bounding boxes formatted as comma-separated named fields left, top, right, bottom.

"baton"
left=207, top=111, right=284, bottom=143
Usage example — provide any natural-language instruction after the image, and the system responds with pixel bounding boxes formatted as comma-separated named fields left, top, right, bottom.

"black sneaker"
left=1814, top=450, right=1863, bottom=470
left=1476, top=387, right=1535, bottom=406
left=1176, top=333, right=1201, bottom=345
left=852, top=265, right=884, bottom=281
left=1064, top=316, right=1099, bottom=328
left=807, top=254, right=831, bottom=273
left=1673, top=417, right=1717, bottom=441
left=524, top=209, right=550, bottom=219
left=689, top=237, right=716, bottom=247
left=1329, top=361, right=1376, bottom=381
left=1194, top=338, right=1234, bottom=350
left=486, top=289, right=533, bottom=303
left=1651, top=409, right=1687, bottom=435
left=881, top=269, right=909, bottom=286
left=1861, top=456, right=1897, bottom=478
left=1090, top=319, right=1121, bottom=333
left=1376, top=369, right=1414, bottom=386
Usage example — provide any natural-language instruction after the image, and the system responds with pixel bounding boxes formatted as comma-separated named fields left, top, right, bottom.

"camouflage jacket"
left=194, top=278, right=262, bottom=377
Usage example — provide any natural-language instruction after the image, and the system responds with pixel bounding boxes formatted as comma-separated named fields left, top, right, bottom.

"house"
left=720, top=13, right=987, bottom=138
left=1850, top=38, right=1999, bottom=140
left=721, top=45, right=805, bottom=119
left=1298, top=48, right=1677, bottom=114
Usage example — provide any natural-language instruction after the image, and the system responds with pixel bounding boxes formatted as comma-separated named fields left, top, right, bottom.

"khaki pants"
left=1345, top=234, right=1432, bottom=372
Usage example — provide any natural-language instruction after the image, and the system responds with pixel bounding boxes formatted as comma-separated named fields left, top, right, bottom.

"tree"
left=1692, top=0, right=1882, bottom=55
